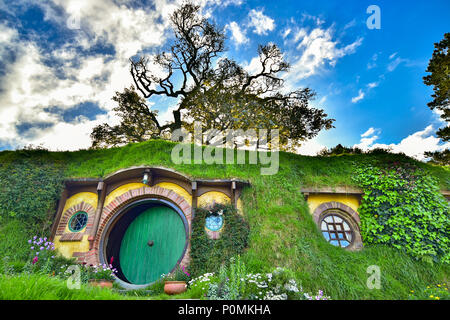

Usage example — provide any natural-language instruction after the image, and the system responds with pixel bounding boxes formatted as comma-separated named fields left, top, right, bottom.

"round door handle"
left=147, top=240, right=154, bottom=247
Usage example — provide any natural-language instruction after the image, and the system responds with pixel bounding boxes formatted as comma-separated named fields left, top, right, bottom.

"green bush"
left=0, top=158, right=65, bottom=225
left=354, top=161, right=450, bottom=263
left=0, top=158, right=65, bottom=263
left=189, top=203, right=250, bottom=277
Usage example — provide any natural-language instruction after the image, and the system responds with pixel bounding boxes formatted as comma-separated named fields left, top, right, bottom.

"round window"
left=205, top=214, right=223, bottom=232
left=68, top=211, right=88, bottom=232
left=320, top=211, right=354, bottom=248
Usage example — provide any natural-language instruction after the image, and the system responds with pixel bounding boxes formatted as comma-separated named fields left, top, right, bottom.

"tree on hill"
left=422, top=33, right=449, bottom=165
left=90, top=87, right=164, bottom=149
left=423, top=33, right=450, bottom=142
left=424, top=149, right=450, bottom=166
left=318, top=144, right=363, bottom=156
left=91, top=2, right=334, bottom=149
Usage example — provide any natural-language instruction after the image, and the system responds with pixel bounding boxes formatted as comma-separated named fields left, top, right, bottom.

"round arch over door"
left=119, top=205, right=187, bottom=285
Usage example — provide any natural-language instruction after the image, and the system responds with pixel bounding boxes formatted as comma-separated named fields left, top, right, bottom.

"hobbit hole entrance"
left=50, top=166, right=249, bottom=288
left=103, top=199, right=188, bottom=286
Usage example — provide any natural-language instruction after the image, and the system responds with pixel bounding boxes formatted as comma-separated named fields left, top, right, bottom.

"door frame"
left=99, top=198, right=190, bottom=289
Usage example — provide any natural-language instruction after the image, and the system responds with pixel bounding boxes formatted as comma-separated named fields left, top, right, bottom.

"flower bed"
left=187, top=257, right=330, bottom=300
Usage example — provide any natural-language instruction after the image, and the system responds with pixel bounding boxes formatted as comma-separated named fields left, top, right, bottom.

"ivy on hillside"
left=189, top=203, right=250, bottom=277
left=0, top=158, right=65, bottom=230
left=353, top=161, right=449, bottom=263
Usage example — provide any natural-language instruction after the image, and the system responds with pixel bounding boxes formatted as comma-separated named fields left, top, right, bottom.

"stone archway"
left=84, top=186, right=192, bottom=271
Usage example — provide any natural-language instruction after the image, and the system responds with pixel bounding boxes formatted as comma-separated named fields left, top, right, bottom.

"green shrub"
left=354, top=161, right=450, bottom=263
left=187, top=272, right=216, bottom=299
left=190, top=203, right=250, bottom=277
left=0, top=158, right=65, bottom=263
left=164, top=265, right=190, bottom=282
left=0, top=158, right=65, bottom=225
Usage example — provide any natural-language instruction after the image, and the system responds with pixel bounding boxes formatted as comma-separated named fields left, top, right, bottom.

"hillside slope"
left=0, top=140, right=449, bottom=299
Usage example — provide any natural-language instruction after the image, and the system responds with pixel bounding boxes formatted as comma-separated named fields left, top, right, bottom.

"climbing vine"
left=353, top=161, right=449, bottom=263
left=0, top=156, right=65, bottom=263
left=189, top=203, right=250, bottom=277
left=0, top=158, right=65, bottom=228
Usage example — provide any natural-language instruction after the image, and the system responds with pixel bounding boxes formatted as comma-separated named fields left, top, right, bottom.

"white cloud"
left=300, top=13, right=325, bottom=27
left=282, top=28, right=291, bottom=39
left=242, top=56, right=263, bottom=75
left=226, top=21, right=248, bottom=46
left=284, top=25, right=363, bottom=83
left=248, top=9, right=275, bottom=35
left=367, top=53, right=378, bottom=69
left=351, top=81, right=380, bottom=103
left=351, top=89, right=365, bottom=103
left=367, top=82, right=379, bottom=89
left=387, top=55, right=407, bottom=72
left=343, top=19, right=356, bottom=30
left=296, top=137, right=327, bottom=156
left=361, top=127, right=376, bottom=137
left=0, top=0, right=244, bottom=151
left=354, top=125, right=450, bottom=161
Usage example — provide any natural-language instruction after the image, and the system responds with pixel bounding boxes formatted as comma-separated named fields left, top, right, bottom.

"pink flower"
left=110, top=256, right=114, bottom=265
left=32, top=256, right=38, bottom=265
left=182, top=266, right=190, bottom=277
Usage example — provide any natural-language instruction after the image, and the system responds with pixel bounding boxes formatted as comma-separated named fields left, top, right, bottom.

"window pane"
left=320, top=213, right=356, bottom=248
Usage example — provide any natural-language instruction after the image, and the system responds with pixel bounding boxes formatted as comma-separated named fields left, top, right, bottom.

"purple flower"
left=40, top=247, right=44, bottom=251
left=33, top=236, right=37, bottom=240
left=28, top=239, right=32, bottom=244
left=30, top=246, right=34, bottom=250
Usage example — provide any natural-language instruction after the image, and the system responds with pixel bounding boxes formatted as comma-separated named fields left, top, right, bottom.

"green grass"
left=0, top=274, right=134, bottom=300
left=0, top=140, right=449, bottom=300
left=0, top=274, right=204, bottom=300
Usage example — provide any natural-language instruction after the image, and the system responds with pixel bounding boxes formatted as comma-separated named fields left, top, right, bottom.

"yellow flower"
left=410, top=290, right=414, bottom=293
left=429, top=295, right=434, bottom=298
left=437, top=284, right=441, bottom=287
left=435, top=297, right=440, bottom=300
left=427, top=286, right=430, bottom=289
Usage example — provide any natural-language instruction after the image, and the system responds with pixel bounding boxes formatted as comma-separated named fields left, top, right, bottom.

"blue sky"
left=0, top=0, right=449, bottom=159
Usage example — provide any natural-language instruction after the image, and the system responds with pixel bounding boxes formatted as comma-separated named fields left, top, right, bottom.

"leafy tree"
left=423, top=33, right=450, bottom=141
left=424, top=149, right=450, bottom=166
left=92, top=2, right=334, bottom=149
left=318, top=144, right=363, bottom=156
left=90, top=87, right=163, bottom=148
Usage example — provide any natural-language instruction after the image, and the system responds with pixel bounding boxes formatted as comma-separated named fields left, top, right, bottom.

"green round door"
left=119, top=205, right=186, bottom=285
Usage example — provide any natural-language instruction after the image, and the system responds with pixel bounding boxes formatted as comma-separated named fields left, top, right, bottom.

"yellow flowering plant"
left=408, top=283, right=449, bottom=300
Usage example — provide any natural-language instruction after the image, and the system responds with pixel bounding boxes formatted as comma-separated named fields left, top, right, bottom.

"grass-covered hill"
left=0, top=140, right=449, bottom=299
